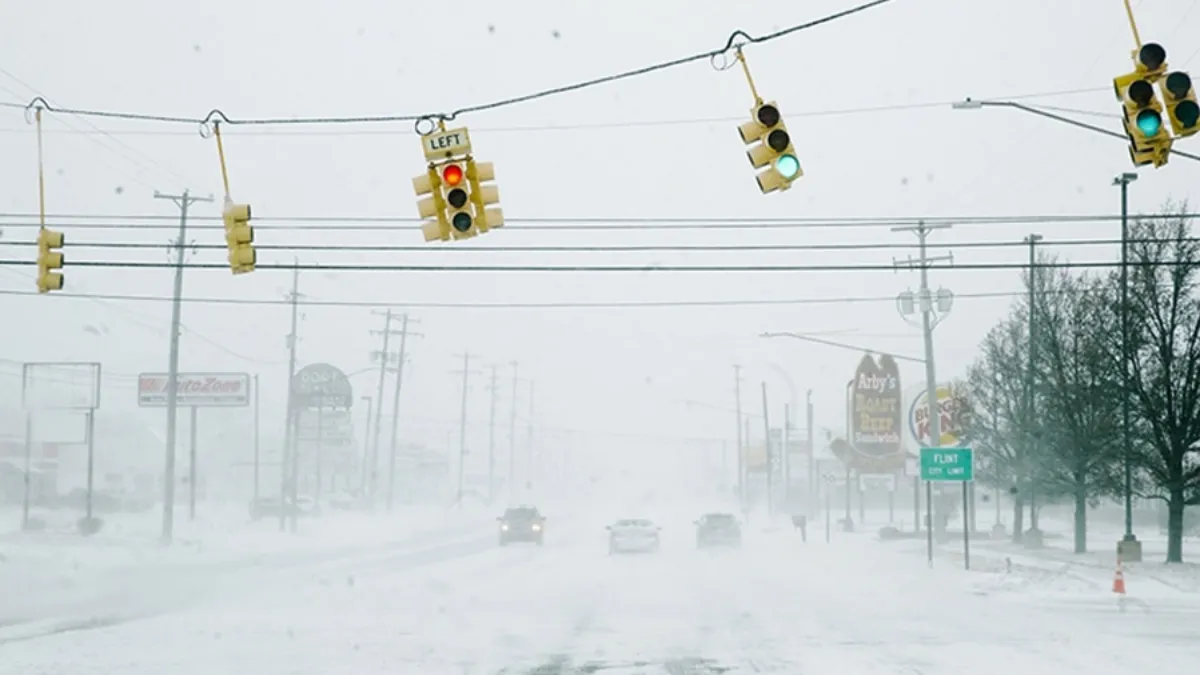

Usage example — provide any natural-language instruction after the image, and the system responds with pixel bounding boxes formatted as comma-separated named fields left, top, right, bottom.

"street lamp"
left=1113, top=172, right=1142, bottom=562
left=952, top=98, right=1200, bottom=163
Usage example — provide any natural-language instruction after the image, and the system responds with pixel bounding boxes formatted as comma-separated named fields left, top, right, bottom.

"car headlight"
left=532, top=524, right=542, bottom=531
left=500, top=524, right=509, bottom=531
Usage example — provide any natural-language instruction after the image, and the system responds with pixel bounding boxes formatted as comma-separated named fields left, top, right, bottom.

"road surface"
left=2, top=517, right=1194, bottom=674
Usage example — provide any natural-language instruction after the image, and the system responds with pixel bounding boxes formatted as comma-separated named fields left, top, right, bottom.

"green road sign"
left=920, top=447, right=974, bottom=481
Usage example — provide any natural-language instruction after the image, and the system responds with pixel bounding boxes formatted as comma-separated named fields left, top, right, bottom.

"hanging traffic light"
left=1162, top=70, right=1200, bottom=138
left=441, top=162, right=475, bottom=238
left=1116, top=73, right=1170, bottom=167
left=738, top=101, right=802, bottom=194
left=466, top=159, right=504, bottom=234
left=223, top=202, right=256, bottom=274
left=36, top=227, right=64, bottom=293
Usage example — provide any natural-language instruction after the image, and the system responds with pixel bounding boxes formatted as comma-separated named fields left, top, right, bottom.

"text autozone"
left=138, top=373, right=250, bottom=407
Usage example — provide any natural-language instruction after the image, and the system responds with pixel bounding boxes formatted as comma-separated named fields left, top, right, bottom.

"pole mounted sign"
left=138, top=372, right=250, bottom=407
left=291, top=363, right=353, bottom=410
left=919, top=447, right=974, bottom=481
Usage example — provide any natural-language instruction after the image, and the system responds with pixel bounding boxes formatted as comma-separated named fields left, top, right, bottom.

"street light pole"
left=952, top=98, right=1200, bottom=163
left=1114, top=172, right=1142, bottom=562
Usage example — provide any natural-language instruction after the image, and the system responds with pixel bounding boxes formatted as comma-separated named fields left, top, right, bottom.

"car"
left=606, top=518, right=662, bottom=555
left=694, top=512, right=742, bottom=548
left=498, top=505, right=546, bottom=546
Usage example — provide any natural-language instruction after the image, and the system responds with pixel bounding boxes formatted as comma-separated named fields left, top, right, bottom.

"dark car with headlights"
left=498, top=506, right=545, bottom=546
left=694, top=512, right=742, bottom=548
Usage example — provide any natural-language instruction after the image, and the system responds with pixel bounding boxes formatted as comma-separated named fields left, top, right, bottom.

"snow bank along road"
left=2, top=518, right=1196, bottom=675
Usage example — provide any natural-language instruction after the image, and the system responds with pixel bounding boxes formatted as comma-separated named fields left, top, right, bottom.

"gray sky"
left=0, top=0, right=1197, bottom=464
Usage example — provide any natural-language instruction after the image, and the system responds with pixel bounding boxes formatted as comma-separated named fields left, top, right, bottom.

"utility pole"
left=153, top=189, right=213, bottom=544
left=367, top=309, right=402, bottom=509
left=385, top=314, right=422, bottom=512
left=487, top=364, right=499, bottom=503
left=281, top=260, right=302, bottom=533
left=1113, top=172, right=1142, bottom=561
left=806, top=389, right=815, bottom=518
left=452, top=353, right=481, bottom=507
left=761, top=382, right=773, bottom=515
left=526, top=379, right=536, bottom=490
left=253, top=373, right=260, bottom=504
left=1025, top=234, right=1043, bottom=538
left=508, top=361, right=520, bottom=497
left=893, top=221, right=956, bottom=568
left=733, top=365, right=745, bottom=509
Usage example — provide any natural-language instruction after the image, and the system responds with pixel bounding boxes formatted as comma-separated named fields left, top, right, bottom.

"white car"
left=606, top=518, right=662, bottom=554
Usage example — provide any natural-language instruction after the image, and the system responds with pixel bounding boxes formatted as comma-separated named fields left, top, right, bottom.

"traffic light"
left=738, top=101, right=802, bottom=194
left=415, top=166, right=450, bottom=242
left=223, top=202, right=255, bottom=274
left=1162, top=70, right=1200, bottom=138
left=36, top=227, right=64, bottom=293
left=440, top=161, right=476, bottom=239
left=466, top=159, right=504, bottom=234
left=1116, top=73, right=1170, bottom=167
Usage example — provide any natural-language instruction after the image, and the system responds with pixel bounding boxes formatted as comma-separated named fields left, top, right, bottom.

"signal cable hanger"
left=30, top=104, right=65, bottom=293
left=207, top=122, right=257, bottom=274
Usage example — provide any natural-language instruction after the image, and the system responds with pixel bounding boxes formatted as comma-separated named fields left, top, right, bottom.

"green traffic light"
left=775, top=154, right=800, bottom=180
left=1136, top=109, right=1163, bottom=137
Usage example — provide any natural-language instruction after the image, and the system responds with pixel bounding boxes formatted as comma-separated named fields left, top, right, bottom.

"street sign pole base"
left=1117, top=537, right=1143, bottom=562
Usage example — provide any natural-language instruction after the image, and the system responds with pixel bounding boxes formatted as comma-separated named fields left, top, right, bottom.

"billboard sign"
left=138, top=372, right=251, bottom=407
left=847, top=353, right=904, bottom=472
left=909, top=383, right=970, bottom=448
left=291, top=363, right=353, bottom=409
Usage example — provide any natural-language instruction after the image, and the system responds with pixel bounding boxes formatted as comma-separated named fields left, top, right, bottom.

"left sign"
left=138, top=372, right=251, bottom=407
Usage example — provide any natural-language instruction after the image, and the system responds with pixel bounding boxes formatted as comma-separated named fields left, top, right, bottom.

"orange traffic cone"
left=1112, top=557, right=1126, bottom=595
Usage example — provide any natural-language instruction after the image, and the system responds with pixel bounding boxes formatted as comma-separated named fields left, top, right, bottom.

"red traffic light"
left=442, top=164, right=464, bottom=187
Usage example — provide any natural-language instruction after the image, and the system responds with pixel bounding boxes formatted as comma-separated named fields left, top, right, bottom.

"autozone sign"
left=138, top=372, right=251, bottom=407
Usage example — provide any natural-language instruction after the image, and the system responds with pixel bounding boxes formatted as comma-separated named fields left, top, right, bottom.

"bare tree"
left=965, top=309, right=1032, bottom=543
left=1031, top=262, right=1123, bottom=553
left=1124, top=202, right=1200, bottom=563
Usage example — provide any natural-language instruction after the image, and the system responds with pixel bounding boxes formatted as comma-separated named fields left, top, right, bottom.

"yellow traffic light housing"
left=1162, top=71, right=1200, bottom=138
left=738, top=101, right=803, bottom=194
left=467, top=159, right=504, bottom=234
left=439, top=161, right=476, bottom=240
left=223, top=202, right=256, bottom=274
left=415, top=167, right=450, bottom=242
left=36, top=227, right=64, bottom=293
left=1115, top=69, right=1171, bottom=168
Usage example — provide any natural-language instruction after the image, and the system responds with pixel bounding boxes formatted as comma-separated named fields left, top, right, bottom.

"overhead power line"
left=0, top=237, right=1154, bottom=253
left=0, top=0, right=899, bottom=130
left=0, top=212, right=1194, bottom=232
left=0, top=287, right=1082, bottom=309
left=0, top=260, right=1175, bottom=272
left=0, top=88, right=1110, bottom=137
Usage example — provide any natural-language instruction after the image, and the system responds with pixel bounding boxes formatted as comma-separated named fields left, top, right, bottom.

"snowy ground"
left=0, top=504, right=494, bottom=627
left=2, top=509, right=1196, bottom=674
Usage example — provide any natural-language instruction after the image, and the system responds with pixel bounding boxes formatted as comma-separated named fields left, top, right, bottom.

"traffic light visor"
left=447, top=187, right=468, bottom=209
left=1128, top=80, right=1154, bottom=106
left=1177, top=100, right=1200, bottom=128
left=442, top=164, right=464, bottom=186
left=1138, top=43, right=1166, bottom=71
left=756, top=104, right=780, bottom=127
left=1136, top=109, right=1163, bottom=136
left=775, top=154, right=801, bottom=180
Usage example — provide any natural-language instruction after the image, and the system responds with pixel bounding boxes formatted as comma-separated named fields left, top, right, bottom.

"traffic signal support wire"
left=2, top=1, right=899, bottom=134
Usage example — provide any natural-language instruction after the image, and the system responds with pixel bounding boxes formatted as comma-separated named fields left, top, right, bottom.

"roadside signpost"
left=920, top=447, right=974, bottom=570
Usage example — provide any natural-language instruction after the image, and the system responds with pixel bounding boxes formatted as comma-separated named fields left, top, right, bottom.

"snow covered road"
left=2, top=518, right=1196, bottom=674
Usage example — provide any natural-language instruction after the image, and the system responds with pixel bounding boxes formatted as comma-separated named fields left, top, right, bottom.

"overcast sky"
left=0, top=0, right=1197, bottom=468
